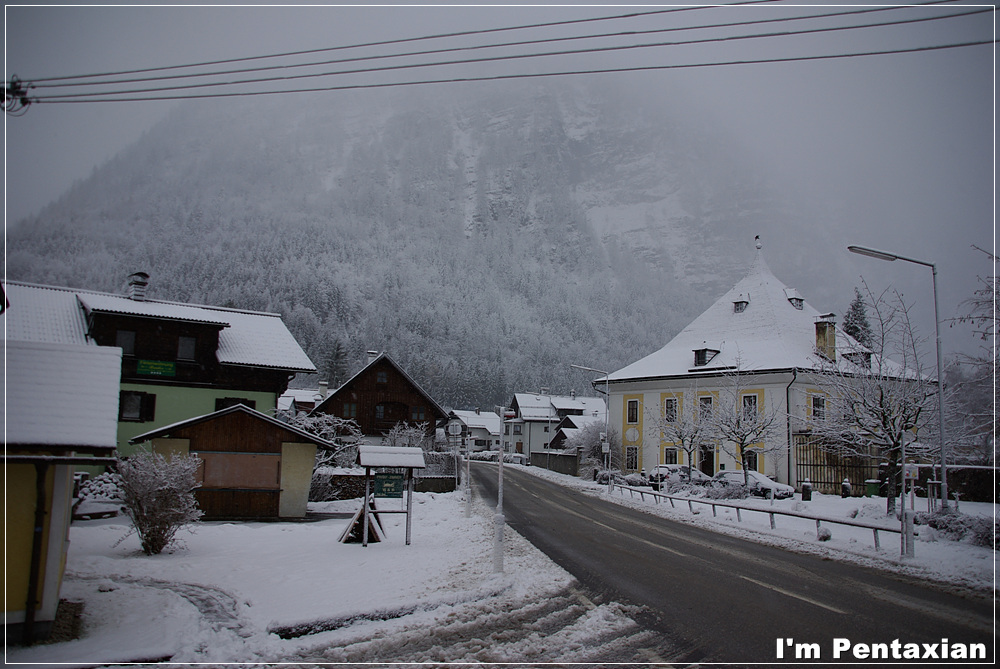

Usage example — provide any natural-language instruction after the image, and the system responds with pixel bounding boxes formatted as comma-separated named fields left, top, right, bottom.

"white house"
left=505, top=392, right=606, bottom=460
left=448, top=409, right=502, bottom=451
left=605, top=238, right=875, bottom=492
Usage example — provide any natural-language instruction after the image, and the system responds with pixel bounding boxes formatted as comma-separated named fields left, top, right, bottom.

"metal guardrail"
left=611, top=484, right=901, bottom=551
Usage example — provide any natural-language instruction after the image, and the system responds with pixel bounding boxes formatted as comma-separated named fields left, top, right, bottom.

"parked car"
left=713, top=470, right=795, bottom=499
left=649, top=464, right=713, bottom=490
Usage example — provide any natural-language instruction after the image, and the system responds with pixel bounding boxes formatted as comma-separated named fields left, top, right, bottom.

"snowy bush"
left=115, top=451, right=203, bottom=555
left=914, top=510, right=998, bottom=549
left=817, top=527, right=832, bottom=541
left=700, top=483, right=750, bottom=500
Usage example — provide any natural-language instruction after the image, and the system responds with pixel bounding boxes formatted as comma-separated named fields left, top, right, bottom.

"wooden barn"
left=312, top=351, right=447, bottom=443
left=130, top=404, right=333, bottom=519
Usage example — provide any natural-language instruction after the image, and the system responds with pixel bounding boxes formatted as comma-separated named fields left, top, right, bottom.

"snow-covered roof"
left=128, top=403, right=334, bottom=447
left=2, top=340, right=121, bottom=449
left=77, top=293, right=231, bottom=326
left=608, top=245, right=871, bottom=382
left=512, top=393, right=606, bottom=421
left=357, top=445, right=426, bottom=469
left=3, top=281, right=315, bottom=373
left=450, top=410, right=501, bottom=435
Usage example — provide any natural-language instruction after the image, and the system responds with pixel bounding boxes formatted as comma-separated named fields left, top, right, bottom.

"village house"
left=312, top=351, right=448, bottom=444
left=447, top=409, right=502, bottom=451
left=2, top=274, right=316, bottom=456
left=604, top=238, right=877, bottom=494
left=505, top=392, right=606, bottom=461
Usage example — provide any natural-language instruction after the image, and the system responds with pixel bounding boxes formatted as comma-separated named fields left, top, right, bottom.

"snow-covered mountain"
left=5, top=78, right=805, bottom=409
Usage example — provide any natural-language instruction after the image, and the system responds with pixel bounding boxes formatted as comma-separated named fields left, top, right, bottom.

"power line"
left=24, top=7, right=991, bottom=103
left=23, top=0, right=781, bottom=84
left=29, top=1, right=975, bottom=91
left=28, top=38, right=994, bottom=105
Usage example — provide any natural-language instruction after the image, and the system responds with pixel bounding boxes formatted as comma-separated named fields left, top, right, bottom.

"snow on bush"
left=699, top=483, right=750, bottom=500
left=115, top=451, right=203, bottom=555
left=914, top=510, right=998, bottom=549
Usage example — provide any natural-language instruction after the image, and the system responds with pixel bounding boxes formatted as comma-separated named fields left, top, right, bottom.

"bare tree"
left=807, top=283, right=939, bottom=515
left=567, top=422, right=620, bottom=473
left=707, top=362, right=785, bottom=486
left=383, top=421, right=431, bottom=449
left=644, top=391, right=711, bottom=472
left=945, top=245, right=997, bottom=465
left=288, top=413, right=363, bottom=467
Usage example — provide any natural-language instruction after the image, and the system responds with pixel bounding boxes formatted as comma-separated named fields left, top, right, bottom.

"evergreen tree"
left=843, top=287, right=872, bottom=347
left=325, top=339, right=349, bottom=389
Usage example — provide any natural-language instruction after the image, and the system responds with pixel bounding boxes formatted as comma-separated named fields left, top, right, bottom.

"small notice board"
left=344, top=446, right=427, bottom=547
left=374, top=473, right=405, bottom=498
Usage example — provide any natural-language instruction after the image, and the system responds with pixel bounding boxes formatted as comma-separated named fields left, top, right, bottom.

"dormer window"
left=694, top=348, right=719, bottom=367
left=784, top=287, right=804, bottom=310
left=733, top=293, right=749, bottom=313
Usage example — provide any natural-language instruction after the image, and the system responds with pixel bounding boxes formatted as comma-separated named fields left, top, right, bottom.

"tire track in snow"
left=289, top=584, right=684, bottom=664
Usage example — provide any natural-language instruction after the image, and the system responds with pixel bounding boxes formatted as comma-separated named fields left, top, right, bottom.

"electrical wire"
left=30, top=38, right=994, bottom=105
left=23, top=0, right=781, bottom=84
left=29, top=1, right=976, bottom=91
left=25, top=8, right=991, bottom=102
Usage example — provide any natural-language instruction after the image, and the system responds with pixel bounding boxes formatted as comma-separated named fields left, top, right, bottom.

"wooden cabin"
left=130, top=404, right=333, bottom=519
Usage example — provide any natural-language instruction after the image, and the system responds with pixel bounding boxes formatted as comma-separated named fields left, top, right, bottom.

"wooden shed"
left=130, top=404, right=332, bottom=520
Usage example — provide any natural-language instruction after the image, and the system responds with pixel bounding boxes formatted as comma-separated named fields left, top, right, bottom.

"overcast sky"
left=3, top=2, right=995, bottom=358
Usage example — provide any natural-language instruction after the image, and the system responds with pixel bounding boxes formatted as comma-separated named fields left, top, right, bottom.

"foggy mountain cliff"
left=5, top=78, right=835, bottom=409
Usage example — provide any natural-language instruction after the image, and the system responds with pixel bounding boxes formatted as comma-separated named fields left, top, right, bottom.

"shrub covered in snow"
left=914, top=510, right=998, bottom=549
left=115, top=451, right=203, bottom=555
left=699, top=483, right=750, bottom=500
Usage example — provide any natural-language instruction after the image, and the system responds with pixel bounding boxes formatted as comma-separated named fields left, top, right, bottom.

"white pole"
left=494, top=406, right=506, bottom=573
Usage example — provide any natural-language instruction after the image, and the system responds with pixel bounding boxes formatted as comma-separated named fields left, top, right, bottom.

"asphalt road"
left=471, top=463, right=995, bottom=664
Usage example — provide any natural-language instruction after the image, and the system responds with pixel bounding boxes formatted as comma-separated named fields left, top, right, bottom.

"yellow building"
left=604, top=238, right=874, bottom=492
left=3, top=341, right=121, bottom=643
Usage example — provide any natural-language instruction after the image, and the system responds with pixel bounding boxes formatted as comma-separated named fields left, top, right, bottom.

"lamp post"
left=847, top=245, right=949, bottom=510
left=570, top=364, right=612, bottom=494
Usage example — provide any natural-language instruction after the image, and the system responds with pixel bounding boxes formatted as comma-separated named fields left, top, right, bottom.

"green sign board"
left=137, top=360, right=176, bottom=377
left=374, top=473, right=405, bottom=498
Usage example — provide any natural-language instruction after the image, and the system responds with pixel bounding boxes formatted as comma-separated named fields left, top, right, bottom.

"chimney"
left=318, top=381, right=329, bottom=398
left=570, top=389, right=576, bottom=400
left=475, top=407, right=481, bottom=415
left=815, top=314, right=837, bottom=362
left=127, top=272, right=149, bottom=301
left=367, top=350, right=379, bottom=365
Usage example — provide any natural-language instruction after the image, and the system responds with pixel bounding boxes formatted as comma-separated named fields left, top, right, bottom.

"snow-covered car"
left=713, top=470, right=795, bottom=499
left=648, top=464, right=713, bottom=490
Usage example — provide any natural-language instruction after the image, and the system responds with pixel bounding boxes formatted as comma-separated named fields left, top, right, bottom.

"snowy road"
left=287, top=584, right=685, bottom=664
left=472, top=463, right=995, bottom=664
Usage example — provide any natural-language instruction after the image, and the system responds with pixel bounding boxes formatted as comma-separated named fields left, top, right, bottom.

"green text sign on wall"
left=137, top=360, right=176, bottom=377
left=374, top=473, right=405, bottom=498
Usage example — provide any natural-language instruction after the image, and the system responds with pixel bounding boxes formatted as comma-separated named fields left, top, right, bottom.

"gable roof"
left=314, top=352, right=446, bottom=418
left=3, top=281, right=315, bottom=373
left=128, top=403, right=334, bottom=447
left=511, top=393, right=606, bottom=421
left=2, top=340, right=121, bottom=450
left=450, top=410, right=502, bottom=435
left=608, top=244, right=869, bottom=383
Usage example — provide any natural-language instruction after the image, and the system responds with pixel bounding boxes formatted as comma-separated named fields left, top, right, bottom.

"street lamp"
left=847, top=245, right=950, bottom=510
left=570, top=364, right=612, bottom=494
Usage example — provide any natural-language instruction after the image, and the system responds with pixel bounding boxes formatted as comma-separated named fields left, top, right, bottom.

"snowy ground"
left=7, top=465, right=996, bottom=666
